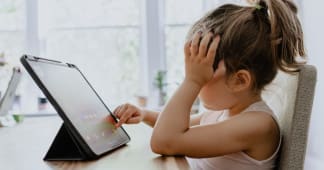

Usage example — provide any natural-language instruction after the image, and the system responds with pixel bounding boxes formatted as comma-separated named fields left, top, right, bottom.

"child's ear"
left=228, top=70, right=252, bottom=92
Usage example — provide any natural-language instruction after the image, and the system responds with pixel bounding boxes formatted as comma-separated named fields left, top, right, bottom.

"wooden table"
left=0, top=116, right=190, bottom=170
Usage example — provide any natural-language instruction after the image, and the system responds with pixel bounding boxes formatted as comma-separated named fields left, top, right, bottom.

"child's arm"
left=113, top=104, right=203, bottom=128
left=151, top=32, right=219, bottom=150
left=142, top=109, right=159, bottom=127
left=142, top=110, right=203, bottom=127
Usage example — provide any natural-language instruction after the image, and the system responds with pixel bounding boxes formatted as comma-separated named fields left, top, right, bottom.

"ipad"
left=0, top=67, right=21, bottom=116
left=20, top=55, right=130, bottom=158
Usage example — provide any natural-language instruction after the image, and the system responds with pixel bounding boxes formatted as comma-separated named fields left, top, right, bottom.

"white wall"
left=302, top=1, right=324, bottom=169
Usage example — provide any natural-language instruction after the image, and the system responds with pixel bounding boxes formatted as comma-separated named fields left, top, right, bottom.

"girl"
left=111, top=0, right=305, bottom=169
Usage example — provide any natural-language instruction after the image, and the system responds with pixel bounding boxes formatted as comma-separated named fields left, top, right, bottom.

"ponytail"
left=260, top=0, right=306, bottom=72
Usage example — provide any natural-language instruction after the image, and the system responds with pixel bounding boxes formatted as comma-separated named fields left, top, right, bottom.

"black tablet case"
left=44, top=124, right=88, bottom=160
left=20, top=55, right=130, bottom=161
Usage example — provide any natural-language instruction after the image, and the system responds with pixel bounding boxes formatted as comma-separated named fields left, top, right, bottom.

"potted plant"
left=154, top=70, right=167, bottom=106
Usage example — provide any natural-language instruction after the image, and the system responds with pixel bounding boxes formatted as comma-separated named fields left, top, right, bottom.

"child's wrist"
left=183, top=78, right=205, bottom=89
left=141, top=109, right=148, bottom=122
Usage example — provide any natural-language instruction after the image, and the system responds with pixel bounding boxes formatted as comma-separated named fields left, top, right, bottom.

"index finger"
left=206, top=35, right=220, bottom=62
left=184, top=40, right=191, bottom=58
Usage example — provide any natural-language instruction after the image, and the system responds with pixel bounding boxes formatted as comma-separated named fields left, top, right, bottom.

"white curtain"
left=302, top=1, right=324, bottom=169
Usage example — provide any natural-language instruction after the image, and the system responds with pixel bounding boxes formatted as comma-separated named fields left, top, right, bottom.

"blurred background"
left=0, top=0, right=323, bottom=169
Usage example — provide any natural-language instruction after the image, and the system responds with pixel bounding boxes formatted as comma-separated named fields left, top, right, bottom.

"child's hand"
left=184, top=32, right=220, bottom=87
left=112, top=103, right=145, bottom=128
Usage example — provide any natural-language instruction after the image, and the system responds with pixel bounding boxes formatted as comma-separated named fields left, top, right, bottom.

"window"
left=0, top=0, right=26, bottom=113
left=40, top=0, right=141, bottom=109
left=0, top=0, right=141, bottom=114
left=0, top=0, right=26, bottom=66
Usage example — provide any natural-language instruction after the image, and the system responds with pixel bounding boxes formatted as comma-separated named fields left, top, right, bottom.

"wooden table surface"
left=0, top=116, right=190, bottom=170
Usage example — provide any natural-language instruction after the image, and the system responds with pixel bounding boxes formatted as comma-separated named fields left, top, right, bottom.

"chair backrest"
left=262, top=65, right=317, bottom=170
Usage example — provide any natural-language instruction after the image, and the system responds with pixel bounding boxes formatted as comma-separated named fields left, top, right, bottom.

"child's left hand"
left=184, top=32, right=220, bottom=87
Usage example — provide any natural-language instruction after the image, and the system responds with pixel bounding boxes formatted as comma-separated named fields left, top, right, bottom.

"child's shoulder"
left=238, top=110, right=280, bottom=140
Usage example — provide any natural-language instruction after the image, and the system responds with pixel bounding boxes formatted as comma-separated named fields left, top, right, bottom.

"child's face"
left=198, top=60, right=238, bottom=110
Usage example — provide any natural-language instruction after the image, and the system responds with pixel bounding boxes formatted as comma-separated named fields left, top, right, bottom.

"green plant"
left=154, top=70, right=167, bottom=106
left=0, top=52, right=7, bottom=66
left=154, top=70, right=167, bottom=92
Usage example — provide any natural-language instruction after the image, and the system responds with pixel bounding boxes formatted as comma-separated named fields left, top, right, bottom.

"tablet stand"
left=44, top=124, right=88, bottom=161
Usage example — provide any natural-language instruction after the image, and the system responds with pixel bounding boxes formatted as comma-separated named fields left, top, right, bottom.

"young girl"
left=111, top=0, right=305, bottom=169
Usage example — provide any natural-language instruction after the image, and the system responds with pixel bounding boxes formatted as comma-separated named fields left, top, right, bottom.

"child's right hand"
left=112, top=103, right=145, bottom=128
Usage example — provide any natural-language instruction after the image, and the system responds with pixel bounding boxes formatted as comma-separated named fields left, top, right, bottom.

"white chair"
left=262, top=65, right=317, bottom=170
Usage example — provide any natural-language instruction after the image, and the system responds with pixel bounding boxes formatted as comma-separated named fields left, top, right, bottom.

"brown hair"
left=186, top=0, right=306, bottom=92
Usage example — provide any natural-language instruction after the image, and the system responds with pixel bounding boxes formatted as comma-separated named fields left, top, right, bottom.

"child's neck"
left=228, top=94, right=262, bottom=117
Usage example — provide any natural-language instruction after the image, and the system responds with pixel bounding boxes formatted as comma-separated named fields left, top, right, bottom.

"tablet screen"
left=28, top=60, right=130, bottom=155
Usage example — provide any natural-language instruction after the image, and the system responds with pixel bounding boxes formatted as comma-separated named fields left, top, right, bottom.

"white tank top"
left=186, top=100, right=281, bottom=170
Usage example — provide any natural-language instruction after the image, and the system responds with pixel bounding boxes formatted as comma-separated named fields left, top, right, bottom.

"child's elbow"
left=150, top=136, right=177, bottom=155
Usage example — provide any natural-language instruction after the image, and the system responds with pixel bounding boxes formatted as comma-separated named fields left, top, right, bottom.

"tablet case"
left=20, top=55, right=130, bottom=161
left=44, top=124, right=88, bottom=160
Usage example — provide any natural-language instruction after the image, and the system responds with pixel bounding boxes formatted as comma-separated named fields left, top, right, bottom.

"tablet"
left=20, top=55, right=130, bottom=159
left=0, top=67, right=21, bottom=116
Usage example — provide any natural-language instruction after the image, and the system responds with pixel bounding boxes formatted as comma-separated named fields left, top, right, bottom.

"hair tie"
left=255, top=4, right=263, bottom=10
